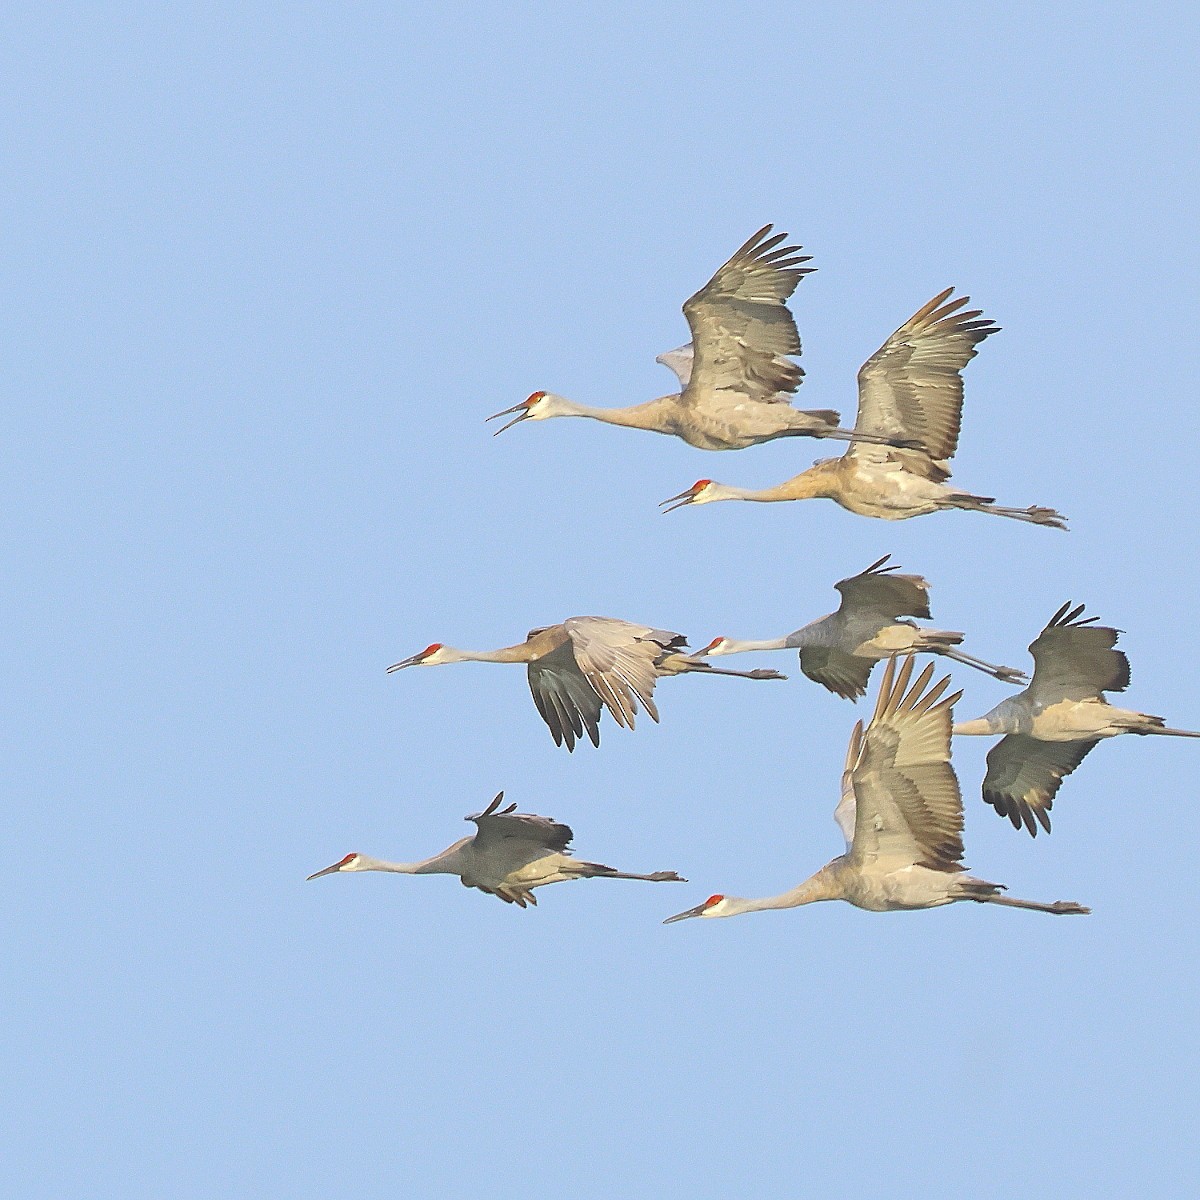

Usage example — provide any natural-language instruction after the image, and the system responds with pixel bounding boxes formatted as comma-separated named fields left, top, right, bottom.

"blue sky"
left=5, top=4, right=1199, bottom=1196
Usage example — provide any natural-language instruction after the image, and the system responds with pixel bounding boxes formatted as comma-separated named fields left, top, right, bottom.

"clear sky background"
left=5, top=5, right=1199, bottom=1197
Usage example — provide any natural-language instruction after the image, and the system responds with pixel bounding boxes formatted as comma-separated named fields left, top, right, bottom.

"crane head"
left=659, top=479, right=716, bottom=513
left=487, top=390, right=559, bottom=434
left=662, top=893, right=729, bottom=923
left=699, top=636, right=732, bottom=657
left=386, top=643, right=449, bottom=671
left=307, top=853, right=362, bottom=880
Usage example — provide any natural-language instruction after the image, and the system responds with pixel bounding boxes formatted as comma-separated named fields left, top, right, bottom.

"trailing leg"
left=947, top=493, right=1068, bottom=529
left=939, top=645, right=1027, bottom=682
left=976, top=893, right=1090, bottom=915
left=573, top=862, right=686, bottom=883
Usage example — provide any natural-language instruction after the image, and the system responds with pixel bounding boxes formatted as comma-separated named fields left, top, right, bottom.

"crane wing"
left=1027, top=603, right=1130, bottom=703
left=799, top=645, right=876, bottom=701
left=527, top=640, right=604, bottom=751
left=850, top=288, right=998, bottom=467
left=680, top=225, right=814, bottom=406
left=468, top=792, right=574, bottom=854
left=834, top=720, right=865, bottom=849
left=848, top=657, right=965, bottom=871
left=564, top=616, right=679, bottom=729
left=656, top=343, right=694, bottom=389
left=834, top=554, right=932, bottom=621
left=980, top=734, right=1100, bottom=836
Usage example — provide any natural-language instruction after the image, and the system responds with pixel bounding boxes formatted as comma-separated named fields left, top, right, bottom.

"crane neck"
left=445, top=642, right=537, bottom=664
left=951, top=717, right=997, bottom=736
left=354, top=854, right=456, bottom=875
left=553, top=395, right=678, bottom=432
left=707, top=469, right=837, bottom=505
left=723, top=863, right=845, bottom=915
left=719, top=635, right=792, bottom=654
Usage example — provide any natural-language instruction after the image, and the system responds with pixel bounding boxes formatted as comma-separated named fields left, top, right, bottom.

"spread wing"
left=1027, top=602, right=1130, bottom=704
left=834, top=554, right=932, bottom=621
left=468, top=792, right=573, bottom=854
left=981, top=735, right=1100, bottom=837
left=834, top=720, right=865, bottom=849
left=564, top=616, right=679, bottom=729
left=849, top=657, right=965, bottom=871
left=527, top=640, right=604, bottom=751
left=680, top=224, right=814, bottom=406
left=799, top=645, right=876, bottom=701
left=851, top=288, right=998, bottom=466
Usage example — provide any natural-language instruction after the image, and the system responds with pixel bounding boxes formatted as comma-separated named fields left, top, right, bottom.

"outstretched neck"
left=446, top=642, right=535, bottom=664
left=727, top=864, right=844, bottom=915
left=715, top=465, right=839, bottom=505
left=719, top=635, right=791, bottom=654
left=952, top=717, right=996, bottom=736
left=355, top=854, right=452, bottom=875
left=553, top=394, right=678, bottom=432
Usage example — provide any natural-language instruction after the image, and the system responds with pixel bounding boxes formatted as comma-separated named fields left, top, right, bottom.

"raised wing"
left=849, top=657, right=965, bottom=871
left=565, top=616, right=679, bottom=729
left=834, top=720, right=865, bottom=849
left=835, top=554, right=932, bottom=621
left=799, top=645, right=876, bottom=701
left=656, top=343, right=694, bottom=389
left=852, top=288, right=998, bottom=464
left=1027, top=603, right=1130, bottom=704
left=981, top=735, right=1100, bottom=836
left=527, top=640, right=604, bottom=751
left=468, top=793, right=574, bottom=854
left=681, top=225, right=814, bottom=406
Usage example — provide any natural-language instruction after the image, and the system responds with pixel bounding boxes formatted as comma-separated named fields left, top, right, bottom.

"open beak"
left=486, top=403, right=531, bottom=435
left=306, top=862, right=345, bottom=881
left=386, top=653, right=423, bottom=673
left=662, top=901, right=708, bottom=924
left=659, top=488, right=696, bottom=514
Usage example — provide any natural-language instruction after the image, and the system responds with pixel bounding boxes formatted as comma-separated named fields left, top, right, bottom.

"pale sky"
left=5, top=4, right=1199, bottom=1197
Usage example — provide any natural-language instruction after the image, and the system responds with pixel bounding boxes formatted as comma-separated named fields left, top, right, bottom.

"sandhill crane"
left=487, top=225, right=913, bottom=452
left=954, top=603, right=1200, bottom=836
left=660, top=289, right=1067, bottom=528
left=308, top=792, right=685, bottom=908
left=663, top=657, right=1090, bottom=924
left=387, top=616, right=785, bottom=751
left=698, top=554, right=1024, bottom=699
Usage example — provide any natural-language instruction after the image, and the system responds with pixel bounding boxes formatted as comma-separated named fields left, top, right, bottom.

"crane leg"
left=950, top=496, right=1069, bottom=530
left=975, top=894, right=1090, bottom=915
left=573, top=862, right=687, bottom=883
left=939, top=646, right=1027, bottom=682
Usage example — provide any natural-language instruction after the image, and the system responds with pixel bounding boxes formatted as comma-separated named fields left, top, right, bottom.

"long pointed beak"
left=307, top=862, right=344, bottom=881
left=659, top=488, right=696, bottom=514
left=485, top=403, right=531, bottom=436
left=386, top=653, right=423, bottom=673
left=663, top=901, right=708, bottom=924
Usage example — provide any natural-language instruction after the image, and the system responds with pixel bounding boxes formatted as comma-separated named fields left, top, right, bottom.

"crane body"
left=955, top=603, right=1200, bottom=834
left=663, top=657, right=1090, bottom=925
left=489, top=226, right=914, bottom=452
left=701, top=555, right=1023, bottom=699
left=309, top=793, right=685, bottom=908
left=661, top=289, right=1067, bottom=528
left=388, top=615, right=783, bottom=750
